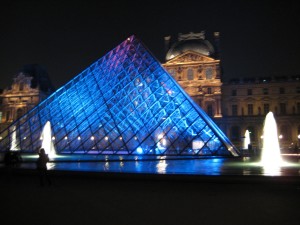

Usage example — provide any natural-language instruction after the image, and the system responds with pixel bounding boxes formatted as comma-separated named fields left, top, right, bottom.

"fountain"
left=10, top=126, right=20, bottom=151
left=243, top=130, right=251, bottom=150
left=260, top=112, right=282, bottom=171
left=40, top=121, right=56, bottom=157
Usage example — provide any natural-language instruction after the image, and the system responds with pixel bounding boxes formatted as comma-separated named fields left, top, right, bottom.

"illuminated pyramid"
left=0, top=35, right=239, bottom=156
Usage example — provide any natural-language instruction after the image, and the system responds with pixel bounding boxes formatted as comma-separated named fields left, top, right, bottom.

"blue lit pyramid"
left=0, top=35, right=239, bottom=156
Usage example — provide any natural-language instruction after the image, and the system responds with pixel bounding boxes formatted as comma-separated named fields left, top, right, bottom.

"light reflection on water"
left=51, top=157, right=227, bottom=175
left=4, top=153, right=300, bottom=176
left=156, top=159, right=167, bottom=174
left=263, top=166, right=281, bottom=176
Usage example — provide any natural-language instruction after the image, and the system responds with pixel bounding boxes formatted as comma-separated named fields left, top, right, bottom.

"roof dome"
left=165, top=32, right=215, bottom=61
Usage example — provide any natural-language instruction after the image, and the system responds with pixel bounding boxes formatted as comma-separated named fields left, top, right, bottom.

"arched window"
left=207, top=104, right=213, bottom=117
left=187, top=68, right=194, bottom=80
left=207, top=87, right=212, bottom=94
left=169, top=69, right=176, bottom=78
left=205, top=68, right=213, bottom=79
left=16, top=108, right=23, bottom=119
left=6, top=111, right=10, bottom=122
left=231, top=126, right=240, bottom=141
left=198, top=99, right=202, bottom=107
left=280, top=125, right=291, bottom=141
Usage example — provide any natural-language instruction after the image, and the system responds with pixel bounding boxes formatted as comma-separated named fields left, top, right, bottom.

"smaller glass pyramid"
left=0, top=35, right=239, bottom=157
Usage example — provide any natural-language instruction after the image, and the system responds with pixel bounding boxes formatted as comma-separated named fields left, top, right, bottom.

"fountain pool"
left=2, top=112, right=300, bottom=177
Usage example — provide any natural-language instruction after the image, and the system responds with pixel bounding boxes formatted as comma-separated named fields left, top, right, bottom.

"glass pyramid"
left=0, top=35, right=239, bottom=157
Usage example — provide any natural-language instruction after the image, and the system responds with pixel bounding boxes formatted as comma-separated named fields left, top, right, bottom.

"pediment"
left=244, top=97, right=255, bottom=102
left=165, top=51, right=216, bottom=65
left=228, top=98, right=238, bottom=103
left=261, top=97, right=271, bottom=102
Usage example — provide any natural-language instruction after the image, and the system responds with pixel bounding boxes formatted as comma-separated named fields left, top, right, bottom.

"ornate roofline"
left=163, top=50, right=219, bottom=65
left=178, top=31, right=205, bottom=41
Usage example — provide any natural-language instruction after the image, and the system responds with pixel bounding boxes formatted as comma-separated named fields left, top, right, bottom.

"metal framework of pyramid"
left=0, top=35, right=239, bottom=157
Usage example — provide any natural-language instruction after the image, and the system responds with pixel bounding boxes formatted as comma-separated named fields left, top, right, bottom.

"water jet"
left=10, top=126, right=19, bottom=151
left=260, top=112, right=282, bottom=172
left=243, top=130, right=251, bottom=150
left=40, top=121, right=56, bottom=157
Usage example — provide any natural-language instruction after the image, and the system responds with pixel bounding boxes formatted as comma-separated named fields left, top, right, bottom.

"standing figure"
left=36, top=148, right=51, bottom=186
left=4, top=149, right=13, bottom=180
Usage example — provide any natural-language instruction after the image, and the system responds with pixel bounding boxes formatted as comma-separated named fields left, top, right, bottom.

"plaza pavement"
left=1, top=166, right=300, bottom=225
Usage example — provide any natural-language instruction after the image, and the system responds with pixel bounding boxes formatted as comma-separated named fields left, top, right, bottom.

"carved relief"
left=177, top=67, right=183, bottom=74
left=165, top=52, right=215, bottom=64
left=176, top=53, right=205, bottom=63
left=162, top=49, right=222, bottom=119
left=197, top=66, right=203, bottom=73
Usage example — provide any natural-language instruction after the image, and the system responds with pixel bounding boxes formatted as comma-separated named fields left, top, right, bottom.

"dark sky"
left=1, top=0, right=300, bottom=89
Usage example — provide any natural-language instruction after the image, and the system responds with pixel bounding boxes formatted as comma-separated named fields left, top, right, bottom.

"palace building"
left=220, top=76, right=300, bottom=151
left=1, top=33, right=300, bottom=153
left=163, top=31, right=222, bottom=118
left=0, top=64, right=55, bottom=132
left=0, top=36, right=238, bottom=156
left=163, top=31, right=300, bottom=152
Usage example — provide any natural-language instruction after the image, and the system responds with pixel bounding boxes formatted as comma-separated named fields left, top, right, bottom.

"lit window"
left=231, top=126, right=240, bottom=141
left=248, top=104, right=253, bottom=115
left=207, top=104, right=213, bottom=116
left=6, top=111, right=10, bottom=122
left=232, top=105, right=238, bottom=116
left=16, top=108, right=23, bottom=119
left=169, top=69, right=176, bottom=78
left=187, top=68, right=194, bottom=80
left=207, top=88, right=212, bottom=94
left=205, top=68, right=213, bottom=79
left=264, top=104, right=269, bottom=115
left=280, top=103, right=286, bottom=115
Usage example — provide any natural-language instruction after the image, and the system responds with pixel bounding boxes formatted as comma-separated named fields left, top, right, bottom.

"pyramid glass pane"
left=0, top=35, right=239, bottom=157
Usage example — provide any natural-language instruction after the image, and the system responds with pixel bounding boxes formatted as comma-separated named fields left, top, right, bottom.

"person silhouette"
left=36, top=148, right=51, bottom=186
left=4, top=148, right=13, bottom=180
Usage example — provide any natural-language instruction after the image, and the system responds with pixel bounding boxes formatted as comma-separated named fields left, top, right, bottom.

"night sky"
left=1, top=0, right=300, bottom=89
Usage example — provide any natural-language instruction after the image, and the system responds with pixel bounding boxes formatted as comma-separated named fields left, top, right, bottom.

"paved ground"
left=1, top=168, right=300, bottom=225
